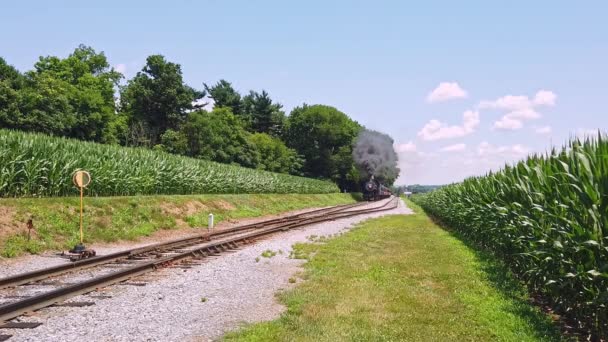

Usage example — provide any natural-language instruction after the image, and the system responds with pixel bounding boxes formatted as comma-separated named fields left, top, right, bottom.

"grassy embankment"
left=0, top=193, right=358, bottom=258
left=225, top=199, right=561, bottom=341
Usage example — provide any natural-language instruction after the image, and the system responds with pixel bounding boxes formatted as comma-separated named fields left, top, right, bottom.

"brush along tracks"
left=0, top=198, right=398, bottom=323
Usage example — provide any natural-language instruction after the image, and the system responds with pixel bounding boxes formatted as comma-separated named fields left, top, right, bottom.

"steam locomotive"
left=362, top=176, right=392, bottom=201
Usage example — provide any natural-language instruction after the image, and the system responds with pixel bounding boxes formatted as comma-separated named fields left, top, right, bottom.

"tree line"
left=0, top=45, right=386, bottom=190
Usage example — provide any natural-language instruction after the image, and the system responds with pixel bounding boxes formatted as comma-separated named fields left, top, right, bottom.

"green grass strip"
left=225, top=200, right=561, bottom=341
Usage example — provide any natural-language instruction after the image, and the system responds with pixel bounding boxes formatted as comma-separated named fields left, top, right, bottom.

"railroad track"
left=0, top=200, right=367, bottom=291
left=0, top=197, right=398, bottom=326
left=0, top=200, right=372, bottom=291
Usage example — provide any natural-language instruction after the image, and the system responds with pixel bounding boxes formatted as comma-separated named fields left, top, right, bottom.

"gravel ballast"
left=1, top=198, right=412, bottom=341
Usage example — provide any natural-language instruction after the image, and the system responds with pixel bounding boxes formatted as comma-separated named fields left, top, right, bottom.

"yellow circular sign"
left=72, top=170, right=91, bottom=188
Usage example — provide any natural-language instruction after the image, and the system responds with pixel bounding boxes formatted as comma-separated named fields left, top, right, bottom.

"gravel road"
left=1, top=198, right=412, bottom=342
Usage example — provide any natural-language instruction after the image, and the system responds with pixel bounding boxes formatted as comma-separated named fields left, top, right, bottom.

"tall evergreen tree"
left=204, top=79, right=242, bottom=115
left=242, top=90, right=285, bottom=136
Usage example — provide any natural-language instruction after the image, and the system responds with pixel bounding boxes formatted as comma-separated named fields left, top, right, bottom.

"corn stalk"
left=413, top=133, right=608, bottom=338
left=0, top=129, right=339, bottom=197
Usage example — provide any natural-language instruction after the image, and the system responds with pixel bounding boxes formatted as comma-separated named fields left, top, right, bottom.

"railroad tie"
left=0, top=335, right=12, bottom=341
left=171, top=265, right=193, bottom=269
left=88, top=295, right=112, bottom=299
left=0, top=322, right=42, bottom=329
left=53, top=302, right=95, bottom=308
left=35, top=280, right=65, bottom=286
left=223, top=243, right=236, bottom=251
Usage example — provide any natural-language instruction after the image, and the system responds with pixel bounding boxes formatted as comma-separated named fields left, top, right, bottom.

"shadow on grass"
left=348, top=192, right=363, bottom=201
left=454, top=233, right=562, bottom=340
left=423, top=213, right=564, bottom=341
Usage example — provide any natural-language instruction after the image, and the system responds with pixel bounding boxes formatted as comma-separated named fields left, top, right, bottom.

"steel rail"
left=0, top=201, right=371, bottom=290
left=0, top=198, right=398, bottom=322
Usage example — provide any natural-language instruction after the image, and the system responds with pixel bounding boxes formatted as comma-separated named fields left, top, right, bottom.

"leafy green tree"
left=249, top=132, right=302, bottom=174
left=159, top=129, right=189, bottom=155
left=0, top=57, right=22, bottom=83
left=0, top=58, right=25, bottom=130
left=204, top=79, right=242, bottom=115
left=38, top=45, right=121, bottom=142
left=16, top=74, right=76, bottom=136
left=285, top=104, right=361, bottom=188
left=120, top=55, right=205, bottom=146
left=333, top=145, right=362, bottom=191
left=0, top=46, right=121, bottom=142
left=170, top=108, right=260, bottom=167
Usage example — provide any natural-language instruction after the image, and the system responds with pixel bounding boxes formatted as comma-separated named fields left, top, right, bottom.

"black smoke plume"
left=352, top=129, right=400, bottom=185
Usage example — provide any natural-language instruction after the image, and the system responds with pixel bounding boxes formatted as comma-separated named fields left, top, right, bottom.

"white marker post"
left=208, top=213, right=214, bottom=231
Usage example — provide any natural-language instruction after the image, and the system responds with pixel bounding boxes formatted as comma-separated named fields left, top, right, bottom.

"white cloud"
left=479, top=95, right=531, bottom=111
left=395, top=141, right=417, bottom=153
left=395, top=147, right=438, bottom=185
left=506, top=108, right=541, bottom=120
left=477, top=141, right=529, bottom=158
left=493, top=116, right=523, bottom=130
left=535, top=126, right=552, bottom=135
left=426, top=82, right=468, bottom=103
left=533, top=90, right=557, bottom=106
left=480, top=90, right=557, bottom=131
left=395, top=88, right=559, bottom=185
left=440, top=143, right=466, bottom=152
left=476, top=141, right=492, bottom=155
left=492, top=109, right=541, bottom=131
left=396, top=141, right=533, bottom=185
left=114, top=63, right=127, bottom=74
left=512, top=145, right=529, bottom=155
left=417, top=110, right=479, bottom=141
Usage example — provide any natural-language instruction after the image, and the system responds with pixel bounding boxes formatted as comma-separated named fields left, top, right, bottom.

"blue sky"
left=1, top=0, right=606, bottom=184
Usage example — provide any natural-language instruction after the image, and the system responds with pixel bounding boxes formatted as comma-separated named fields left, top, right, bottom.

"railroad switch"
left=62, top=244, right=97, bottom=261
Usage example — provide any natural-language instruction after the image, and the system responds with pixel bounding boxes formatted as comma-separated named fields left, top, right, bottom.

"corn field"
left=413, top=134, right=607, bottom=338
left=0, top=129, right=339, bottom=197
